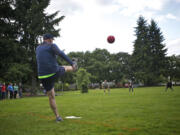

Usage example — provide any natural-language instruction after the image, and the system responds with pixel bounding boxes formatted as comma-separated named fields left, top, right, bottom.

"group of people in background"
left=0, top=82, right=22, bottom=100
left=101, top=80, right=134, bottom=93
left=101, top=79, right=174, bottom=93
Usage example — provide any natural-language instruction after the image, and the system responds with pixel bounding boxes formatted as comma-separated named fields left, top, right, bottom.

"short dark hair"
left=43, top=33, right=54, bottom=40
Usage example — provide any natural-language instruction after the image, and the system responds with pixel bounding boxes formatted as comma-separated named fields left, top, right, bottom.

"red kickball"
left=107, top=35, right=115, bottom=44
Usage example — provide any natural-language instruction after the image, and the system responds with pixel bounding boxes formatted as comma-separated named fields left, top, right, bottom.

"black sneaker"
left=56, top=116, right=63, bottom=122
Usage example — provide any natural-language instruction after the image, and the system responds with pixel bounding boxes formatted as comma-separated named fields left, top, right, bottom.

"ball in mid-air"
left=107, top=35, right=115, bottom=44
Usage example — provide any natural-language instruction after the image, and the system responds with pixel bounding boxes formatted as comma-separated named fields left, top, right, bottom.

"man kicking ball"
left=36, top=33, right=77, bottom=122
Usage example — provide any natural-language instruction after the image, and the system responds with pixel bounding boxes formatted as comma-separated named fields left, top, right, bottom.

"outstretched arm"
left=51, top=44, right=73, bottom=65
left=51, top=44, right=77, bottom=71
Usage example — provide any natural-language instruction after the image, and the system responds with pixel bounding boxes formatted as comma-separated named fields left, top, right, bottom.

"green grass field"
left=0, top=86, right=180, bottom=135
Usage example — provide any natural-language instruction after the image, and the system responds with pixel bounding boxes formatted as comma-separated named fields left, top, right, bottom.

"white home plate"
left=65, top=116, right=81, bottom=119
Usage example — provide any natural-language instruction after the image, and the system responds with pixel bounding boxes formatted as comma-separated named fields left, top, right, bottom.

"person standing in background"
left=7, top=83, right=14, bottom=99
left=102, top=80, right=110, bottom=94
left=13, top=83, right=19, bottom=99
left=129, top=81, right=134, bottom=92
left=6, top=83, right=9, bottom=99
left=165, top=81, right=174, bottom=91
left=1, top=83, right=6, bottom=100
left=19, top=82, right=23, bottom=98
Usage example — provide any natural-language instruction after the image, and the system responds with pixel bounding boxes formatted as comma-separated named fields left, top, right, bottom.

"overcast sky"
left=46, top=0, right=180, bottom=56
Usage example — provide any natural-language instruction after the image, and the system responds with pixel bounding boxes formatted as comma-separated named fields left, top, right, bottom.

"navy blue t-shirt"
left=36, top=42, right=73, bottom=76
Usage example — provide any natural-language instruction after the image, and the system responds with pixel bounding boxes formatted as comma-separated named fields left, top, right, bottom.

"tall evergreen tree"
left=132, top=16, right=168, bottom=85
left=147, top=19, right=167, bottom=84
left=132, top=16, right=149, bottom=84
